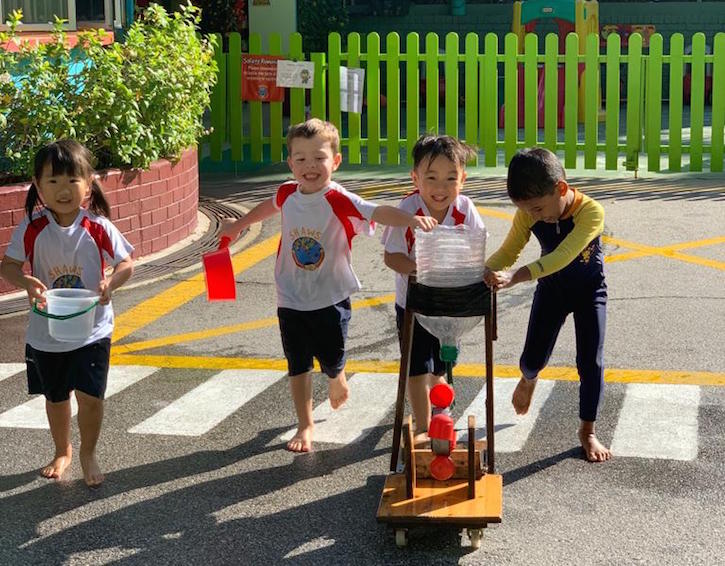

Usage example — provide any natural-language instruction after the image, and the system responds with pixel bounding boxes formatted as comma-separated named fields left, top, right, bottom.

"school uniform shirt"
left=274, top=180, right=377, bottom=311
left=381, top=192, right=486, bottom=308
left=485, top=189, right=605, bottom=290
left=6, top=208, right=134, bottom=352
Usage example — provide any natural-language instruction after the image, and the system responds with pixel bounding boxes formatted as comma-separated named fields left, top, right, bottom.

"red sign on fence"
left=241, top=54, right=284, bottom=102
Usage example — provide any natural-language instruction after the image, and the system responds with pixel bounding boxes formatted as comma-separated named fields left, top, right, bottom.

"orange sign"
left=241, top=54, right=284, bottom=102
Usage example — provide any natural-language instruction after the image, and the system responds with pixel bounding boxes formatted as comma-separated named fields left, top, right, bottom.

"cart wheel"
left=467, top=528, right=483, bottom=549
left=395, top=529, right=408, bottom=547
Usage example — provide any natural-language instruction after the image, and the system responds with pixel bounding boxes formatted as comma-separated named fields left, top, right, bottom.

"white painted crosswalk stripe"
left=0, top=365, right=158, bottom=429
left=0, top=363, right=25, bottom=383
left=129, top=369, right=286, bottom=436
left=611, top=383, right=700, bottom=461
left=280, top=372, right=399, bottom=445
left=455, top=378, right=556, bottom=452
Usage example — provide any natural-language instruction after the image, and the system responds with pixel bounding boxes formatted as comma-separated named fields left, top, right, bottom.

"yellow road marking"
left=113, top=234, right=280, bottom=342
left=109, top=354, right=725, bottom=387
left=116, top=293, right=396, bottom=353
left=476, top=206, right=725, bottom=270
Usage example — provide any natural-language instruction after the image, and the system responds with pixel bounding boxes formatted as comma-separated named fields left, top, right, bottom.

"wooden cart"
left=377, top=278, right=502, bottom=548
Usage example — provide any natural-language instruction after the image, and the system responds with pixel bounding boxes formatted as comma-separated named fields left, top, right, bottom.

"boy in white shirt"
left=382, top=135, right=485, bottom=443
left=220, top=119, right=437, bottom=452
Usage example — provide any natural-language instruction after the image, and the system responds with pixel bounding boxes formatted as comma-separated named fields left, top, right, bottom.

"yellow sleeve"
left=485, top=209, right=532, bottom=271
left=525, top=197, right=604, bottom=280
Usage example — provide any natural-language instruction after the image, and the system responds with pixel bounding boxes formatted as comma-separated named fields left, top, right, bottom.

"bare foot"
left=579, top=430, right=611, bottom=462
left=286, top=426, right=313, bottom=453
left=511, top=377, right=537, bottom=415
left=328, top=374, right=349, bottom=409
left=40, top=446, right=72, bottom=479
left=79, top=451, right=104, bottom=487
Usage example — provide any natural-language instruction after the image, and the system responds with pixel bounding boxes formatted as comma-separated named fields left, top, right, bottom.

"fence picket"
left=445, top=33, right=459, bottom=138
left=668, top=34, right=684, bottom=172
left=249, top=33, right=263, bottom=162
left=367, top=33, right=381, bottom=165
left=348, top=33, right=362, bottom=163
left=712, top=33, right=725, bottom=172
left=544, top=33, right=558, bottom=152
left=524, top=33, right=538, bottom=147
left=504, top=33, right=518, bottom=163
left=604, top=34, right=621, bottom=170
left=269, top=34, right=284, bottom=162
left=227, top=33, right=243, bottom=161
left=464, top=33, right=478, bottom=162
left=564, top=33, right=579, bottom=169
left=425, top=33, right=439, bottom=134
left=289, top=34, right=305, bottom=128
left=584, top=33, right=599, bottom=169
left=406, top=33, right=420, bottom=164
left=625, top=33, right=643, bottom=171
left=328, top=33, right=342, bottom=135
left=481, top=33, right=498, bottom=167
left=646, top=34, right=663, bottom=172
left=387, top=33, right=401, bottom=165
left=311, top=52, right=326, bottom=120
left=689, top=33, right=706, bottom=172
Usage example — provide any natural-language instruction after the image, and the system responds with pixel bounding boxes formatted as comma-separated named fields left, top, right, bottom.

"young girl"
left=382, top=135, right=486, bottom=444
left=0, top=140, right=134, bottom=486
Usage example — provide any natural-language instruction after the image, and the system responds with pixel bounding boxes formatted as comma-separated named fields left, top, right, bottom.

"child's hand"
left=484, top=269, right=513, bottom=290
left=98, top=278, right=112, bottom=305
left=25, top=276, right=47, bottom=308
left=219, top=218, right=242, bottom=243
left=410, top=215, right=438, bottom=232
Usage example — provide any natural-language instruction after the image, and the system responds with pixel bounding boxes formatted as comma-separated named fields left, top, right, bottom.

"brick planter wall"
left=0, top=147, right=198, bottom=296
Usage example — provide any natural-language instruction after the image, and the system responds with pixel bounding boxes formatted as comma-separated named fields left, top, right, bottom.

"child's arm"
left=372, top=205, right=437, bottom=232
left=384, top=251, right=416, bottom=275
left=0, top=256, right=46, bottom=305
left=219, top=197, right=278, bottom=242
left=98, top=256, right=134, bottom=305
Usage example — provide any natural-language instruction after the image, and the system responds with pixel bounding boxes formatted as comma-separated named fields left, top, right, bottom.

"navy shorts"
left=395, top=304, right=446, bottom=377
left=25, top=338, right=111, bottom=403
left=278, top=298, right=351, bottom=378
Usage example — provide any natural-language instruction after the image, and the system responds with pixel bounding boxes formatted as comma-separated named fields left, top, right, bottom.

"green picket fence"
left=205, top=31, right=725, bottom=173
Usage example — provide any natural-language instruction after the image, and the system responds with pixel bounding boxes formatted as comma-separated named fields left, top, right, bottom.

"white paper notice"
left=276, top=60, right=315, bottom=89
left=340, top=66, right=365, bottom=114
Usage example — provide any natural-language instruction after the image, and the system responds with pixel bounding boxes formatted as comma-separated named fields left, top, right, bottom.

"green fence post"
left=464, top=32, right=478, bottom=163
left=604, top=33, right=621, bottom=170
left=544, top=33, right=558, bottom=152
left=367, top=33, right=381, bottom=165
left=289, top=34, right=305, bottom=128
left=249, top=33, right=263, bottom=163
left=328, top=33, right=342, bottom=135
left=228, top=32, right=243, bottom=162
left=269, top=34, right=284, bottom=162
left=406, top=33, right=420, bottom=164
left=387, top=32, right=401, bottom=165
left=311, top=52, right=326, bottom=120
left=668, top=34, right=684, bottom=172
left=445, top=33, right=459, bottom=138
left=348, top=32, right=362, bottom=164
left=524, top=33, right=538, bottom=148
left=481, top=33, right=498, bottom=167
left=584, top=33, right=599, bottom=170
left=625, top=33, right=643, bottom=172
left=711, top=33, right=725, bottom=172
left=504, top=33, right=519, bottom=164
left=425, top=33, right=440, bottom=134
left=564, top=33, right=579, bottom=169
left=690, top=33, right=706, bottom=172
left=210, top=33, right=226, bottom=162
left=646, top=34, right=663, bottom=172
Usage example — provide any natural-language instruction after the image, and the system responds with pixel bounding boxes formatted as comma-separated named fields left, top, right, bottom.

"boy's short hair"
left=286, top=118, right=340, bottom=154
left=412, top=135, right=476, bottom=170
left=507, top=148, right=566, bottom=201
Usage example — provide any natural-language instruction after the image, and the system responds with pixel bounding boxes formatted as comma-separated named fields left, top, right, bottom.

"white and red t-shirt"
left=6, top=208, right=134, bottom=352
left=382, top=192, right=485, bottom=308
left=273, top=180, right=377, bottom=311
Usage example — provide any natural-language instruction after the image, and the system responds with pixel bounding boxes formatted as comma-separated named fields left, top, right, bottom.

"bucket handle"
left=32, top=300, right=100, bottom=320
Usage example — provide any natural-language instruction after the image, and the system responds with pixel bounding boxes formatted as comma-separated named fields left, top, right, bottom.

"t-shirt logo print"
left=291, top=236, right=325, bottom=270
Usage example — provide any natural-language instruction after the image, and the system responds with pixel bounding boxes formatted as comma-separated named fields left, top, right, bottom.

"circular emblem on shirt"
left=291, top=237, right=324, bottom=271
left=53, top=274, right=84, bottom=289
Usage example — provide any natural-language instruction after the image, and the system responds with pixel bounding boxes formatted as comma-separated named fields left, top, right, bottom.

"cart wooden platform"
left=376, top=278, right=502, bottom=548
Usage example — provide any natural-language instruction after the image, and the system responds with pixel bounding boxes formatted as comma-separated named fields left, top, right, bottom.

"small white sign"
left=276, top=60, right=315, bottom=89
left=340, top=66, right=365, bottom=114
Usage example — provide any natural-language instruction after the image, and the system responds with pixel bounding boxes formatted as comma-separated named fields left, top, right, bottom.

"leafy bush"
left=297, top=0, right=349, bottom=54
left=0, top=2, right=217, bottom=183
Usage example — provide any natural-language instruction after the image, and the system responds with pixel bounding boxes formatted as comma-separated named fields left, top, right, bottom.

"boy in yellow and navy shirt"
left=484, top=148, right=610, bottom=462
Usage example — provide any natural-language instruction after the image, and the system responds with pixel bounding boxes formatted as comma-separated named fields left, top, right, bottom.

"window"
left=0, top=0, right=113, bottom=30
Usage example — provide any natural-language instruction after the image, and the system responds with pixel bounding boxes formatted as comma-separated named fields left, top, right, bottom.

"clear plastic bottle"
left=414, top=225, right=487, bottom=362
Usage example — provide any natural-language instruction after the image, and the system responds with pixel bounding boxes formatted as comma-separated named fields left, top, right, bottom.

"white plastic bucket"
left=44, top=289, right=99, bottom=342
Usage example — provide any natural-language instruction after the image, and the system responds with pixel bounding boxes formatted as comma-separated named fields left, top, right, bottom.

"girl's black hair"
left=25, top=139, right=111, bottom=222
left=506, top=148, right=566, bottom=201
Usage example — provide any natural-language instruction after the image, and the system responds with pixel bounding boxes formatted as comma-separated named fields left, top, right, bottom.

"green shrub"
left=297, top=0, right=349, bottom=54
left=0, top=2, right=217, bottom=183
